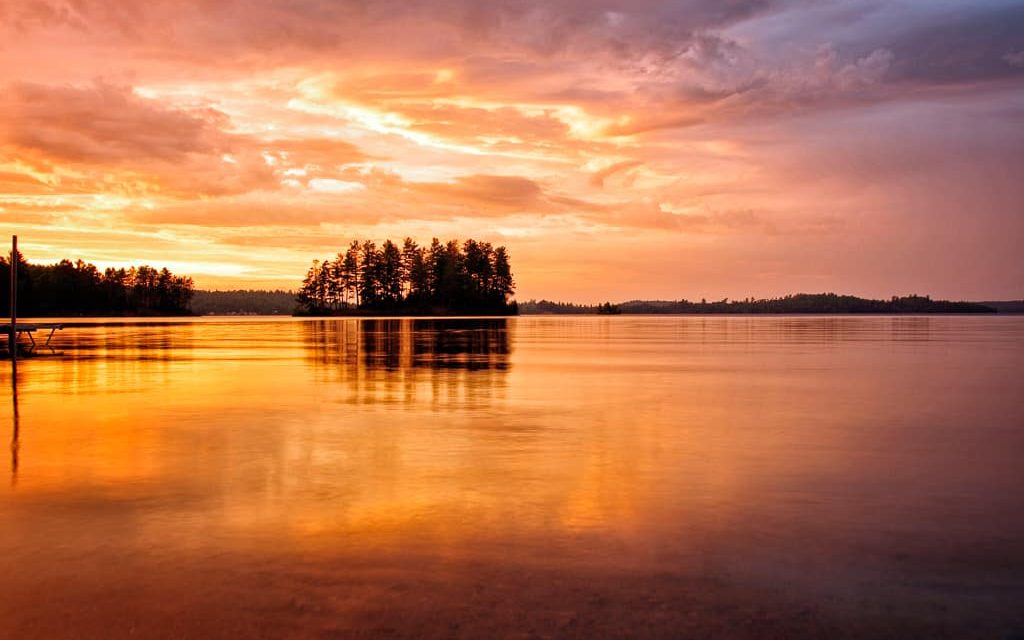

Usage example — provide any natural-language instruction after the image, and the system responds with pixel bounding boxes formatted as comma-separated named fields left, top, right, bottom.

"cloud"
left=0, top=80, right=375, bottom=199
left=1006, top=51, right=1024, bottom=68
left=624, top=116, right=710, bottom=138
left=881, top=4, right=1024, bottom=85
left=589, top=160, right=642, bottom=187
left=419, top=174, right=542, bottom=207
left=259, top=137, right=368, bottom=180
left=1, top=81, right=227, bottom=163
left=818, top=46, right=893, bottom=91
left=0, top=168, right=52, bottom=195
left=408, top=174, right=605, bottom=216
left=126, top=170, right=621, bottom=231
left=0, top=80, right=282, bottom=197
left=308, top=178, right=365, bottom=193
left=0, top=0, right=783, bottom=64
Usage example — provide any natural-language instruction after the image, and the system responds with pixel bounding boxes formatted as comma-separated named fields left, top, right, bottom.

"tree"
left=463, top=239, right=494, bottom=300
left=297, top=259, right=323, bottom=313
left=103, top=268, right=129, bottom=312
left=294, top=237, right=516, bottom=315
left=328, top=256, right=345, bottom=310
left=359, top=240, right=381, bottom=307
left=316, top=259, right=332, bottom=310
left=400, top=238, right=421, bottom=299
left=380, top=240, right=403, bottom=306
left=409, top=247, right=430, bottom=303
left=344, top=241, right=361, bottom=307
left=492, top=246, right=514, bottom=301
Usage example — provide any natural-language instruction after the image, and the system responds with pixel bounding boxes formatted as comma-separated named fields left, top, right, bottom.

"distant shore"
left=519, top=294, right=1007, bottom=315
left=293, top=307, right=516, bottom=318
left=11, top=291, right=1019, bottom=318
left=186, top=290, right=1022, bottom=317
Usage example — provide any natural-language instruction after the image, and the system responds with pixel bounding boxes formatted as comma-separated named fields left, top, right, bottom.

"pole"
left=9, top=235, right=16, bottom=363
left=9, top=235, right=18, bottom=485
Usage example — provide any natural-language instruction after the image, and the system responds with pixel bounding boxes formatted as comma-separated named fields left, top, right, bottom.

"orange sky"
left=1, top=1, right=1022, bottom=301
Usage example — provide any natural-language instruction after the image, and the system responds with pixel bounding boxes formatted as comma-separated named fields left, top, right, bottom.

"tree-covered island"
left=296, top=238, right=516, bottom=315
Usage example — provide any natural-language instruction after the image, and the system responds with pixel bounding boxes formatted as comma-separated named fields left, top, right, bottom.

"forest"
left=192, top=289, right=296, bottom=315
left=1, top=253, right=194, bottom=316
left=296, top=238, right=515, bottom=315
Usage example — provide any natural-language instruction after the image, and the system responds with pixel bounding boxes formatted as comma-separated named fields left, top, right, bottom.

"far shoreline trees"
left=518, top=293, right=996, bottom=314
left=1, top=252, right=194, bottom=316
left=191, top=290, right=296, bottom=315
left=296, top=238, right=516, bottom=316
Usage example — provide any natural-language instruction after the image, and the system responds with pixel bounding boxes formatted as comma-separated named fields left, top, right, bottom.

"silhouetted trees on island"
left=296, top=237, right=516, bottom=315
left=296, top=238, right=516, bottom=315
left=1, top=252, right=194, bottom=316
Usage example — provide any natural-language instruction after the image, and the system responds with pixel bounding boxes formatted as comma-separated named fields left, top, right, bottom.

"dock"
left=5, top=236, right=65, bottom=360
left=2, top=323, right=64, bottom=356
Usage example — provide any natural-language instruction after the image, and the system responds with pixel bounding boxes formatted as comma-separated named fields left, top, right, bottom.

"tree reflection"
left=55, top=322, right=197, bottom=362
left=303, top=319, right=511, bottom=406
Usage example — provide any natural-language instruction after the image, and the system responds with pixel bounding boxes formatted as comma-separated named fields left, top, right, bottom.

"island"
left=295, top=238, right=516, bottom=316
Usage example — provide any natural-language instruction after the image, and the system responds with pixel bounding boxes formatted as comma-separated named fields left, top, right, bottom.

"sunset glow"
left=1, top=1, right=1022, bottom=300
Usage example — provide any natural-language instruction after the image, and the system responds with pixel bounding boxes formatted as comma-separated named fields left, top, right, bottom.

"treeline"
left=520, top=294, right=995, bottom=314
left=192, top=289, right=296, bottom=315
left=1, top=253, right=194, bottom=316
left=978, top=300, right=1024, bottom=314
left=519, top=300, right=622, bottom=314
left=297, top=238, right=515, bottom=315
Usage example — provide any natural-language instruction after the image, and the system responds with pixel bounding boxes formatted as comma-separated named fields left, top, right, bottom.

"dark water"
left=1, top=316, right=1023, bottom=639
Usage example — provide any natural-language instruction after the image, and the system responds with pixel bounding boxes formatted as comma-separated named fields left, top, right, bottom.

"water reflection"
left=305, top=319, right=510, bottom=370
left=57, top=322, right=197, bottom=361
left=9, top=360, right=17, bottom=486
left=304, top=319, right=511, bottom=407
left=1, top=316, right=1023, bottom=638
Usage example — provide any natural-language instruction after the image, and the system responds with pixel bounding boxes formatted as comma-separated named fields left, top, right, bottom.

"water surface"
left=2, top=316, right=1023, bottom=638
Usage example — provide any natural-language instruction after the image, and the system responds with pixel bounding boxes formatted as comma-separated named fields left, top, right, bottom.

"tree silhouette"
left=297, top=237, right=516, bottom=315
left=380, top=240, right=403, bottom=305
left=1, top=253, right=193, bottom=316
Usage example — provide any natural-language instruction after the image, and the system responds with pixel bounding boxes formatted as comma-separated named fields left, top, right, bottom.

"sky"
left=0, top=0, right=1022, bottom=301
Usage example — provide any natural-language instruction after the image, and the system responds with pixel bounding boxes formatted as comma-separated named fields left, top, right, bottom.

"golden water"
left=1, top=316, right=1022, bottom=638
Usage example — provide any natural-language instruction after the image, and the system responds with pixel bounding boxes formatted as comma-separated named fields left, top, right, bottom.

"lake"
left=1, top=315, right=1023, bottom=638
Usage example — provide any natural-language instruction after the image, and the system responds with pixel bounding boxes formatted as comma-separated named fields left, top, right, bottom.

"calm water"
left=1, top=316, right=1023, bottom=638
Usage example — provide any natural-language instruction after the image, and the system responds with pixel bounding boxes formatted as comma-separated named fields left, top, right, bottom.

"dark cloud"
left=0, top=0, right=788, bottom=65
left=881, top=5, right=1024, bottom=85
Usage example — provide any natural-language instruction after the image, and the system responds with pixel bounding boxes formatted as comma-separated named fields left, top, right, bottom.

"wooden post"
left=9, top=235, right=16, bottom=363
